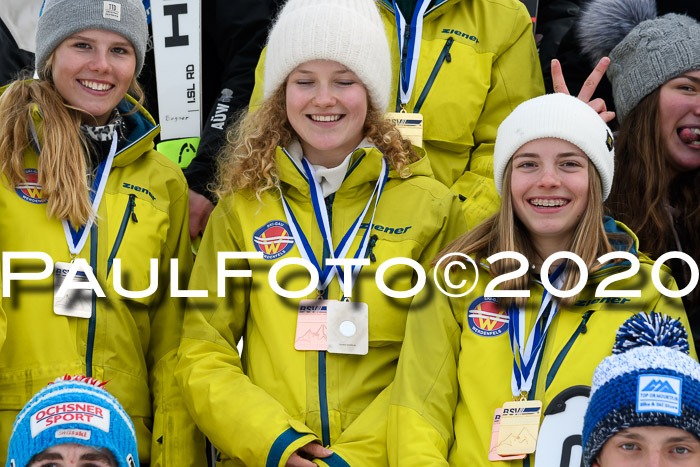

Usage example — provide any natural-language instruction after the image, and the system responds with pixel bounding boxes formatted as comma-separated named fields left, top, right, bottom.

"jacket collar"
left=376, top=0, right=454, bottom=17
left=276, top=143, right=433, bottom=198
left=110, top=95, right=159, bottom=167
left=0, top=81, right=160, bottom=168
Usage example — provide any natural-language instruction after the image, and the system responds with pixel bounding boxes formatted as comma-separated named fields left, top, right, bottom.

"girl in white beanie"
left=389, top=93, right=695, bottom=466
left=175, top=0, right=465, bottom=465
left=0, top=0, right=202, bottom=464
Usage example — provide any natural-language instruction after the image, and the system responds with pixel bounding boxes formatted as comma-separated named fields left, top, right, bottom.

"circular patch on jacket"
left=467, top=296, right=508, bottom=337
left=253, top=220, right=295, bottom=260
left=15, top=169, right=47, bottom=204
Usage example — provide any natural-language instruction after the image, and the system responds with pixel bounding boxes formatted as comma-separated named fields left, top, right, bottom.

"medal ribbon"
left=30, top=122, right=118, bottom=256
left=507, top=263, right=566, bottom=398
left=392, top=0, right=431, bottom=107
left=281, top=155, right=389, bottom=294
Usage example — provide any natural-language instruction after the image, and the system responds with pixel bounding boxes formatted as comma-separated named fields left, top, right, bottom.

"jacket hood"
left=112, top=94, right=160, bottom=167
left=603, top=216, right=639, bottom=256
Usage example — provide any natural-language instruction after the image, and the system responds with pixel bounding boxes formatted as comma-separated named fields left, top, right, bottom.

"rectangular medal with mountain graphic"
left=385, top=112, right=423, bottom=148
left=294, top=299, right=332, bottom=351
left=496, top=400, right=542, bottom=455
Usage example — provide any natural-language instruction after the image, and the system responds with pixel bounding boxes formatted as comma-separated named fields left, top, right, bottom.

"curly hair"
left=0, top=58, right=144, bottom=228
left=215, top=84, right=418, bottom=200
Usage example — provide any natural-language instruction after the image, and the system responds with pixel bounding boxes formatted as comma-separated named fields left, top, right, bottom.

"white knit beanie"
left=493, top=94, right=615, bottom=200
left=264, top=0, right=391, bottom=111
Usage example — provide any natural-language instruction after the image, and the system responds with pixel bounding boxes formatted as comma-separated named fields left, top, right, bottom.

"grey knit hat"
left=36, top=0, right=148, bottom=78
left=577, top=0, right=700, bottom=123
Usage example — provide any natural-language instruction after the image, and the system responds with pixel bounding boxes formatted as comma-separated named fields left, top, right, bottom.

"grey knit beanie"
left=264, top=0, right=391, bottom=111
left=36, top=0, right=148, bottom=78
left=577, top=0, right=700, bottom=123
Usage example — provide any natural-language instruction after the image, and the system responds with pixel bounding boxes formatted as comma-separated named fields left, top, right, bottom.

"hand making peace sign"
left=551, top=57, right=616, bottom=123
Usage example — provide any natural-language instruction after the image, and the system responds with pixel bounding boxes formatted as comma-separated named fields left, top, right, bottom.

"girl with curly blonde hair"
left=176, top=0, right=466, bottom=465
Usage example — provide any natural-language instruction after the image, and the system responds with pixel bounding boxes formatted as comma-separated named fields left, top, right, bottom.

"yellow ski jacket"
left=388, top=220, right=697, bottom=466
left=176, top=146, right=465, bottom=466
left=0, top=92, right=203, bottom=465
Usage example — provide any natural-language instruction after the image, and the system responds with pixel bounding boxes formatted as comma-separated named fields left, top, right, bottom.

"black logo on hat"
left=605, top=130, right=614, bottom=151
left=127, top=454, right=136, bottom=467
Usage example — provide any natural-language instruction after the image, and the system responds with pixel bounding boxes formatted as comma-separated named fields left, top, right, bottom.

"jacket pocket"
left=104, top=192, right=168, bottom=305
left=414, top=36, right=491, bottom=148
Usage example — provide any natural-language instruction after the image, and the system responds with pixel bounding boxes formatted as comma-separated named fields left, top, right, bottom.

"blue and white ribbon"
left=507, top=264, right=566, bottom=398
left=281, top=157, right=388, bottom=295
left=30, top=122, right=118, bottom=257
left=392, top=0, right=431, bottom=107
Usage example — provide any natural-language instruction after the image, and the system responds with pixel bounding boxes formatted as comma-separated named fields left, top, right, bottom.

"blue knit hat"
left=581, top=312, right=700, bottom=466
left=6, top=375, right=139, bottom=467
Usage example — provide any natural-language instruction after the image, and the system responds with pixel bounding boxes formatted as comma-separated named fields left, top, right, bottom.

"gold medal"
left=496, top=399, right=542, bottom=456
left=385, top=111, right=424, bottom=148
left=489, top=408, right=526, bottom=461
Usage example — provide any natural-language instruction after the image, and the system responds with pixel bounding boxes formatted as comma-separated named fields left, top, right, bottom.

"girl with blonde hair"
left=0, top=0, right=201, bottom=463
left=175, top=0, right=464, bottom=465
left=389, top=93, right=695, bottom=466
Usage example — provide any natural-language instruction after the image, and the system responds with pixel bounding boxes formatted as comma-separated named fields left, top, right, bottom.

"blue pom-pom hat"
left=581, top=312, right=700, bottom=466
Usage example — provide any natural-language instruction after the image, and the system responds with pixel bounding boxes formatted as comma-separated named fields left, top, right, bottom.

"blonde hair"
left=215, top=84, right=418, bottom=200
left=438, top=161, right=630, bottom=308
left=0, top=58, right=144, bottom=227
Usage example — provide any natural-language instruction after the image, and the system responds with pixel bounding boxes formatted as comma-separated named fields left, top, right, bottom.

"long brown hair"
left=0, top=59, right=144, bottom=227
left=606, top=89, right=700, bottom=258
left=215, top=84, right=418, bottom=200
left=438, top=161, right=628, bottom=308
left=606, top=88, right=700, bottom=312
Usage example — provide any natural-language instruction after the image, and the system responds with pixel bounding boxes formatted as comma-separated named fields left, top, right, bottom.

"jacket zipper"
left=366, top=235, right=378, bottom=262
left=414, top=36, right=454, bottom=113
left=318, top=194, right=335, bottom=447
left=106, top=194, right=138, bottom=278
left=520, top=311, right=593, bottom=466
left=376, top=0, right=453, bottom=111
left=376, top=0, right=449, bottom=20
left=526, top=310, right=594, bottom=397
left=545, top=311, right=594, bottom=391
left=86, top=223, right=99, bottom=377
